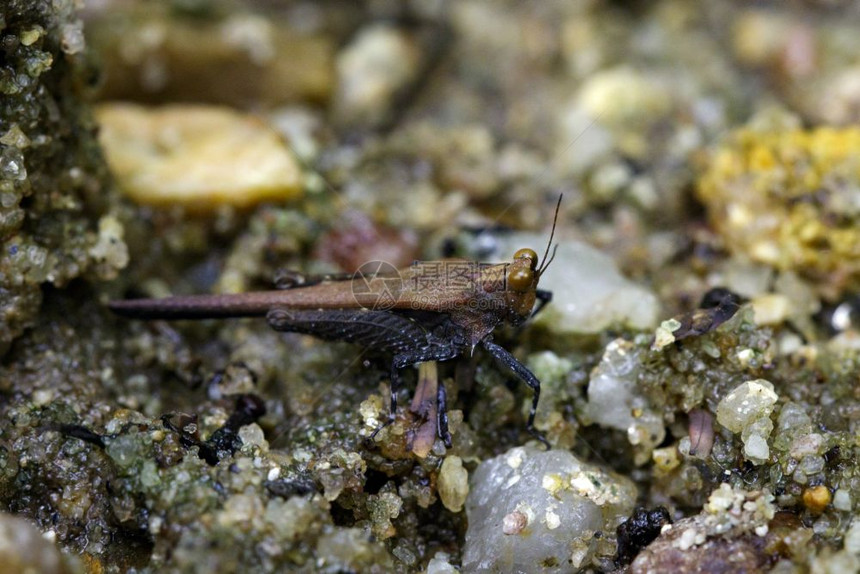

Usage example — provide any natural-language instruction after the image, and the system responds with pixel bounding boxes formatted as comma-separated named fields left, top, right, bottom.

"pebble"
left=96, top=103, right=303, bottom=211
left=803, top=485, right=832, bottom=515
left=333, top=24, right=420, bottom=128
left=586, top=339, right=666, bottom=465
left=463, top=446, right=636, bottom=572
left=0, top=512, right=77, bottom=574
left=716, top=379, right=778, bottom=465
left=437, top=456, right=469, bottom=513
left=716, top=379, right=778, bottom=434
left=492, top=234, right=660, bottom=334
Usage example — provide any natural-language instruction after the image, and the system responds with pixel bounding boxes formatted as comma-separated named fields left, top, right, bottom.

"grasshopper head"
left=505, top=247, right=540, bottom=323
left=503, top=194, right=562, bottom=325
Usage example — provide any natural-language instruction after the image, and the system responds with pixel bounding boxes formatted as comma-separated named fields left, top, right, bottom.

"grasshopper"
left=109, top=200, right=560, bottom=447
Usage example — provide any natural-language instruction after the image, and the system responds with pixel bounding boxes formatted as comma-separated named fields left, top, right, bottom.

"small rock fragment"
left=586, top=339, right=666, bottom=464
left=632, top=485, right=776, bottom=573
left=88, top=215, right=130, bottom=280
left=0, top=512, right=78, bottom=574
left=716, top=380, right=779, bottom=428
left=315, top=527, right=394, bottom=572
left=97, top=103, right=303, bottom=211
left=426, top=552, right=458, bottom=574
left=834, top=489, right=853, bottom=511
left=652, top=446, right=681, bottom=474
left=463, top=446, right=636, bottom=572
left=90, top=11, right=335, bottom=106
left=333, top=25, right=421, bottom=128
left=652, top=318, right=682, bottom=350
left=802, top=485, right=832, bottom=515
left=716, top=379, right=778, bottom=464
left=665, top=289, right=744, bottom=343
left=578, top=67, right=673, bottom=127
left=752, top=294, right=792, bottom=326
left=698, top=126, right=860, bottom=294
left=575, top=66, right=673, bottom=159
left=438, top=455, right=469, bottom=513
left=615, top=507, right=672, bottom=566
left=502, top=510, right=528, bottom=535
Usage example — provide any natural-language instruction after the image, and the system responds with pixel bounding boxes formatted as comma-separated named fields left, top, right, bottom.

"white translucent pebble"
left=845, top=520, right=860, bottom=554
left=716, top=379, right=778, bottom=433
left=741, top=417, right=773, bottom=465
left=752, top=294, right=792, bottom=326
left=61, top=21, right=85, bottom=54
left=743, top=434, right=770, bottom=463
left=88, top=215, right=130, bottom=279
left=705, top=483, right=737, bottom=513
left=493, top=234, right=660, bottom=334
left=585, top=339, right=666, bottom=460
left=463, top=447, right=636, bottom=573
left=577, top=66, right=672, bottom=126
left=545, top=508, right=561, bottom=530
left=586, top=339, right=640, bottom=431
left=652, top=319, right=681, bottom=350
left=238, top=424, right=268, bottom=452
left=675, top=528, right=702, bottom=551
left=334, top=25, right=419, bottom=126
left=426, top=552, right=458, bottom=574
left=569, top=541, right=590, bottom=569
left=834, top=490, right=853, bottom=512
left=789, top=433, right=825, bottom=459
left=555, top=107, right=614, bottom=176
left=777, top=402, right=813, bottom=433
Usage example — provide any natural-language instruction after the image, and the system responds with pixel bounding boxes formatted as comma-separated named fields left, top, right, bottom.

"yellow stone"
left=802, top=485, right=831, bottom=515
left=751, top=294, right=791, bottom=326
left=697, top=126, right=860, bottom=292
left=96, top=103, right=302, bottom=211
left=438, top=456, right=469, bottom=513
left=652, top=446, right=681, bottom=473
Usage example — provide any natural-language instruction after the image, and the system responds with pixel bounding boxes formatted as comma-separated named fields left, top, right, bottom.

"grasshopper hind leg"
left=436, top=380, right=451, bottom=448
left=368, top=360, right=403, bottom=444
left=272, top=270, right=354, bottom=290
left=266, top=307, right=466, bottom=448
left=368, top=348, right=459, bottom=448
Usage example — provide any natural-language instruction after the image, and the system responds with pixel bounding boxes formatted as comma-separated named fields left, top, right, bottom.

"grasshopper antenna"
left=538, top=194, right=562, bottom=276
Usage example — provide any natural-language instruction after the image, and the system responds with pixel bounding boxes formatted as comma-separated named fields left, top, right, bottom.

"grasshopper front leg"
left=481, top=338, right=550, bottom=449
left=531, top=289, right=553, bottom=319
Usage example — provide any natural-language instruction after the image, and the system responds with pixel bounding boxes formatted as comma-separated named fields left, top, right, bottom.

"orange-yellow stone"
left=97, top=103, right=302, bottom=211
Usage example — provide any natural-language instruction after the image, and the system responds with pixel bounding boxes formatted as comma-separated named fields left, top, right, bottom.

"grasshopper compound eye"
left=513, top=248, right=538, bottom=270
left=509, top=248, right=538, bottom=293
left=508, top=267, right=534, bottom=292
